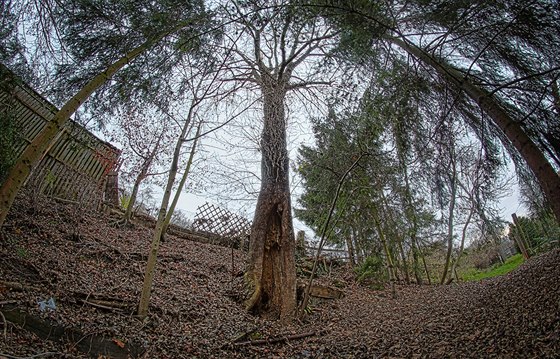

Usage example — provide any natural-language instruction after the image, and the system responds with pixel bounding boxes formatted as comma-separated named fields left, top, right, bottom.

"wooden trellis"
left=192, top=203, right=251, bottom=240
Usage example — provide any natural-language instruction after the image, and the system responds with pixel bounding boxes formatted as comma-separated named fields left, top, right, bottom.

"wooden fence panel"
left=1, top=65, right=121, bottom=208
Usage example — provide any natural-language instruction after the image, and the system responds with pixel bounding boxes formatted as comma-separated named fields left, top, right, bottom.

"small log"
left=309, top=284, right=344, bottom=299
left=297, top=282, right=344, bottom=300
left=71, top=292, right=133, bottom=311
left=1, top=306, right=144, bottom=358
left=86, top=298, right=131, bottom=309
left=228, top=327, right=258, bottom=344
left=0, top=281, right=41, bottom=292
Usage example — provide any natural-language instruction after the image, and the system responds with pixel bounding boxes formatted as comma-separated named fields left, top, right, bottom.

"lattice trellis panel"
left=192, top=203, right=251, bottom=239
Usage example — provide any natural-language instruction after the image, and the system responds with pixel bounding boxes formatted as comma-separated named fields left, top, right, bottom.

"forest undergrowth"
left=0, top=196, right=558, bottom=358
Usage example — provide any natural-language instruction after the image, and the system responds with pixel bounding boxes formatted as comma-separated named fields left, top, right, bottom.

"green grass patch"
left=462, top=254, right=524, bottom=281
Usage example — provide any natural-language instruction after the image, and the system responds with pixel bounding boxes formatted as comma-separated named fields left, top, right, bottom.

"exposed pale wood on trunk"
left=245, top=82, right=297, bottom=320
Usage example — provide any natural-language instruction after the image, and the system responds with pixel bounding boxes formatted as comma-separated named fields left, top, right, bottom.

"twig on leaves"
left=0, top=281, right=41, bottom=292
left=0, top=352, right=61, bottom=359
left=0, top=300, right=18, bottom=306
left=80, top=299, right=124, bottom=312
left=232, top=330, right=327, bottom=347
left=0, top=310, right=7, bottom=339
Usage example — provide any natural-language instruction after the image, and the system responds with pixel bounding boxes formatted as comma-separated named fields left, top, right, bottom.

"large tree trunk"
left=390, top=37, right=560, bottom=222
left=245, top=84, right=296, bottom=321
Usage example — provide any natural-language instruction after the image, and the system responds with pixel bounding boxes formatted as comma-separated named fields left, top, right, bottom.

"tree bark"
left=345, top=231, right=356, bottom=266
left=161, top=122, right=202, bottom=237
left=372, top=209, right=397, bottom=297
left=512, top=213, right=531, bottom=259
left=421, top=252, right=432, bottom=285
left=137, top=100, right=195, bottom=318
left=446, top=202, right=474, bottom=284
left=351, top=226, right=364, bottom=264
left=410, top=233, right=422, bottom=284
left=402, top=162, right=423, bottom=284
left=137, top=149, right=178, bottom=318
left=390, top=37, right=560, bottom=223
left=380, top=192, right=410, bottom=284
left=440, top=156, right=458, bottom=285
left=245, top=84, right=296, bottom=321
left=123, top=176, right=142, bottom=223
left=123, top=133, right=162, bottom=224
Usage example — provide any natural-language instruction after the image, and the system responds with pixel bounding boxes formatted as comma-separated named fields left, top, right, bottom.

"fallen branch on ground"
left=0, top=281, right=41, bottom=292
left=71, top=292, right=133, bottom=312
left=232, top=330, right=327, bottom=347
left=79, top=299, right=125, bottom=312
left=1, top=310, right=6, bottom=339
left=227, top=327, right=259, bottom=344
left=0, top=352, right=60, bottom=359
left=0, top=300, right=19, bottom=306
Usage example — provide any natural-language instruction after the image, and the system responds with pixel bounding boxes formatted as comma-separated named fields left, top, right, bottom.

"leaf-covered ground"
left=1, top=196, right=559, bottom=358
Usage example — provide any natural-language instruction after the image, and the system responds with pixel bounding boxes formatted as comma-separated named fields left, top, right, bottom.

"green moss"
left=462, top=254, right=524, bottom=281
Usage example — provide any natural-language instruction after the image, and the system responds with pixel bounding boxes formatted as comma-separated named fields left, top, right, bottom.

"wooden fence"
left=192, top=203, right=251, bottom=242
left=304, top=246, right=349, bottom=260
left=0, top=65, right=121, bottom=208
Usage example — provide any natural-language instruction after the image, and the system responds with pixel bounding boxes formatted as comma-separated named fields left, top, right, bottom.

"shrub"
left=355, top=255, right=388, bottom=287
left=119, top=194, right=131, bottom=211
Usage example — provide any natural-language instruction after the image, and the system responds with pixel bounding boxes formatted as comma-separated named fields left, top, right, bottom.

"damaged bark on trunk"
left=245, top=83, right=296, bottom=321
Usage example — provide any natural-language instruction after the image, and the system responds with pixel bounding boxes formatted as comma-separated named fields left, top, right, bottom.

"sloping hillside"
left=1, top=196, right=559, bottom=358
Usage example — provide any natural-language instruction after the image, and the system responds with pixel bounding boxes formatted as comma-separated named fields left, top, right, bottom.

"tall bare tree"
left=138, top=48, right=243, bottom=318
left=224, top=0, right=338, bottom=319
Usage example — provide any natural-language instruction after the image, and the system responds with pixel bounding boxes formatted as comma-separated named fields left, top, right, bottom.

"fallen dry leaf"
left=0, top=194, right=558, bottom=358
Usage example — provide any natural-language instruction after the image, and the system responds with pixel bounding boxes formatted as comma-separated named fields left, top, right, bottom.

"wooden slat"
left=2, top=67, right=121, bottom=207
